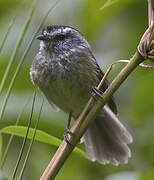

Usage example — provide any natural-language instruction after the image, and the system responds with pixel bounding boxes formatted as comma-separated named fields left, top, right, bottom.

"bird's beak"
left=36, top=34, right=51, bottom=41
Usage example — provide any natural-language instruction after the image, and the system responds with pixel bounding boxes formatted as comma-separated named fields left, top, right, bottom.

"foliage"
left=0, top=0, right=154, bottom=179
left=0, top=125, right=87, bottom=159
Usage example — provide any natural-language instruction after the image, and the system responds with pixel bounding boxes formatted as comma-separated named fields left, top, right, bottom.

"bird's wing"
left=90, top=53, right=118, bottom=114
left=47, top=98, right=60, bottom=112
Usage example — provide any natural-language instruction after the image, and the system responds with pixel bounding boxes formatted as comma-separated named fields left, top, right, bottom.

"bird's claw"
left=91, top=87, right=104, bottom=101
left=64, top=129, right=74, bottom=145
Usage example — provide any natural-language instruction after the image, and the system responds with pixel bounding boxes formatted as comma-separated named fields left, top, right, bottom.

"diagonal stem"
left=40, top=51, right=144, bottom=180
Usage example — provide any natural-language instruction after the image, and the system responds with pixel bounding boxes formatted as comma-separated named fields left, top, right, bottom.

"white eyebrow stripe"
left=62, top=27, right=71, bottom=33
left=43, top=30, right=48, bottom=35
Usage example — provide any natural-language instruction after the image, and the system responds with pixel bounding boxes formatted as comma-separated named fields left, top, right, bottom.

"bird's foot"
left=91, top=86, right=104, bottom=101
left=64, top=129, right=74, bottom=145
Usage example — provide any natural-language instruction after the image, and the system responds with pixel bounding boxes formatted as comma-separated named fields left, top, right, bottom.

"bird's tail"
left=82, top=105, right=133, bottom=165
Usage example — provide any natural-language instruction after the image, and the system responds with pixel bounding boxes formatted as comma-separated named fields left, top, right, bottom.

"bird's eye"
left=56, top=34, right=65, bottom=41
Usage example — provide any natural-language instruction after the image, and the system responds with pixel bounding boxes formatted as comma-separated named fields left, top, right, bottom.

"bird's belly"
left=30, top=54, right=98, bottom=116
left=42, top=74, right=92, bottom=116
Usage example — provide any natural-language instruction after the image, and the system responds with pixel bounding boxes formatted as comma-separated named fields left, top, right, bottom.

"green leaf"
left=81, top=0, right=129, bottom=39
left=0, top=1, right=59, bottom=122
left=0, top=126, right=87, bottom=159
left=0, top=0, right=37, bottom=120
left=100, top=0, right=120, bottom=10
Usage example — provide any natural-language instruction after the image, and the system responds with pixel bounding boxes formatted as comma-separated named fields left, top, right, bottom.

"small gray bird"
left=30, top=25, right=133, bottom=165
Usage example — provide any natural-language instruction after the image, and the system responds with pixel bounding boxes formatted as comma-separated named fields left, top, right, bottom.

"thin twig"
left=95, top=59, right=154, bottom=90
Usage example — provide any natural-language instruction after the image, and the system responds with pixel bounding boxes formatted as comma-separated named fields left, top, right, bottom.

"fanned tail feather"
left=83, top=105, right=133, bottom=165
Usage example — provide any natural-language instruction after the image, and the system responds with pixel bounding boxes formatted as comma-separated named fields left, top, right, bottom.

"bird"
left=30, top=25, right=133, bottom=165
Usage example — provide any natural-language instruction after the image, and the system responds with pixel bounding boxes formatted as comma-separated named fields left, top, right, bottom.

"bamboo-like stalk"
left=40, top=0, right=153, bottom=179
left=40, top=52, right=144, bottom=180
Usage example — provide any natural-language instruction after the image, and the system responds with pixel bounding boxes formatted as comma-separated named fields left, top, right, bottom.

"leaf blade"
left=100, top=0, right=120, bottom=10
left=0, top=125, right=87, bottom=159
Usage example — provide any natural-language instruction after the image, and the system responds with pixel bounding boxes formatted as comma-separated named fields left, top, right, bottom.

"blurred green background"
left=0, top=0, right=154, bottom=179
